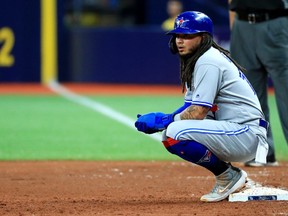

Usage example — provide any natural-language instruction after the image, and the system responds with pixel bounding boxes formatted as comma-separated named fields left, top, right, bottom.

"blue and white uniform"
left=164, top=47, right=268, bottom=163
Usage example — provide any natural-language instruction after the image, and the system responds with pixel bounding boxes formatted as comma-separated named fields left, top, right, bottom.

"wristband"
left=174, top=113, right=181, bottom=121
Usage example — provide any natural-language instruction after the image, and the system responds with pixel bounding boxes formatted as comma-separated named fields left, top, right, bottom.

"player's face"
left=175, top=34, right=202, bottom=56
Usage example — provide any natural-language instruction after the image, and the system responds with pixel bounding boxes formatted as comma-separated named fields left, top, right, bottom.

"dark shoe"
left=244, top=159, right=279, bottom=167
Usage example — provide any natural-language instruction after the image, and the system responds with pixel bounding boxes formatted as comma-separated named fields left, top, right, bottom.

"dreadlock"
left=179, top=33, right=246, bottom=92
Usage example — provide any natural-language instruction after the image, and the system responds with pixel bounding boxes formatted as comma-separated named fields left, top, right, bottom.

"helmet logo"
left=175, top=17, right=189, bottom=29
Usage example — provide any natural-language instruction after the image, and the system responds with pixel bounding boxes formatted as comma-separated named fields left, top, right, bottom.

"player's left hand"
left=135, top=112, right=174, bottom=134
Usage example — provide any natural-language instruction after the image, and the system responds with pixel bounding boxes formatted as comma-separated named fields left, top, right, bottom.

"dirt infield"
left=0, top=83, right=183, bottom=95
left=0, top=82, right=274, bottom=96
left=0, top=161, right=287, bottom=216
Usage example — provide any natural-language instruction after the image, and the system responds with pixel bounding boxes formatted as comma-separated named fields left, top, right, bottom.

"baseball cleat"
left=200, top=166, right=247, bottom=202
left=244, top=159, right=279, bottom=167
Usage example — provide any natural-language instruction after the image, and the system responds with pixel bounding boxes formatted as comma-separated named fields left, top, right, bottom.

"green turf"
left=0, top=95, right=176, bottom=160
left=0, top=94, right=286, bottom=161
left=267, top=95, right=287, bottom=161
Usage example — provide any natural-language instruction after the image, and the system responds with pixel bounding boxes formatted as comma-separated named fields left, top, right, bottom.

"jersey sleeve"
left=191, top=64, right=222, bottom=108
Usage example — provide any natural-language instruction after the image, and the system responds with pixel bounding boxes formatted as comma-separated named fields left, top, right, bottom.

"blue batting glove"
left=135, top=112, right=174, bottom=134
left=154, top=112, right=174, bottom=129
left=135, top=113, right=158, bottom=134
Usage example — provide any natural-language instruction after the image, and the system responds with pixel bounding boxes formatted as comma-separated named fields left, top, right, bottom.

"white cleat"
left=200, top=166, right=247, bottom=202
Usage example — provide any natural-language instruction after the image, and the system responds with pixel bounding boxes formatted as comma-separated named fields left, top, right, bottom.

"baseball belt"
left=259, top=119, right=268, bottom=130
left=237, top=9, right=288, bottom=24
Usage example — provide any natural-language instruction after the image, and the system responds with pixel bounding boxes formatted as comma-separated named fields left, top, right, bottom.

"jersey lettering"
left=238, top=69, right=256, bottom=95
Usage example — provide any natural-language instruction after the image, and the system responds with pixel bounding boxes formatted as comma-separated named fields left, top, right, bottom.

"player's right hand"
left=135, top=113, right=160, bottom=134
left=135, top=112, right=174, bottom=134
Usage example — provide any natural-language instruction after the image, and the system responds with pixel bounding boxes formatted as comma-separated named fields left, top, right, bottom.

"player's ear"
left=168, top=35, right=178, bottom=54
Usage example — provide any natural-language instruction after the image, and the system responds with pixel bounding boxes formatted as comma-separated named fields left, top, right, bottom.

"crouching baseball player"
left=135, top=11, right=269, bottom=202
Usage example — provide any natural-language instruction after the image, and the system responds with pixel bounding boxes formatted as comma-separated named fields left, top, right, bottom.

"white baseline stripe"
left=48, top=82, right=162, bottom=142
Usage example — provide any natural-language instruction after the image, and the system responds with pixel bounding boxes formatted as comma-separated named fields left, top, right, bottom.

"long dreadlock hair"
left=179, top=33, right=246, bottom=92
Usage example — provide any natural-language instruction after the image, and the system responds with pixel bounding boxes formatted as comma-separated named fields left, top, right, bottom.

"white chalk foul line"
left=48, top=82, right=162, bottom=142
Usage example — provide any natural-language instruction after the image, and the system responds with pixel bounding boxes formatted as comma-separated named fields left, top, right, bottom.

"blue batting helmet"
left=167, top=11, right=213, bottom=36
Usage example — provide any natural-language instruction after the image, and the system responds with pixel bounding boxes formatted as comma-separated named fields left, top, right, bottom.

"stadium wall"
left=0, top=0, right=230, bottom=85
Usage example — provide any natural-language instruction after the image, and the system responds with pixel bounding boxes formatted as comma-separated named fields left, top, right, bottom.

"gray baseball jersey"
left=164, top=47, right=269, bottom=163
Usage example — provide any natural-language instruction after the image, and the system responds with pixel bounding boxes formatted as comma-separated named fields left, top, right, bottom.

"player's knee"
left=162, top=137, right=191, bottom=157
left=162, top=138, right=210, bottom=165
left=165, top=121, right=180, bottom=139
left=162, top=137, right=180, bottom=154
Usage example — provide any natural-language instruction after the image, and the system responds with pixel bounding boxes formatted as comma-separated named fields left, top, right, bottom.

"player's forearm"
left=177, top=105, right=210, bottom=120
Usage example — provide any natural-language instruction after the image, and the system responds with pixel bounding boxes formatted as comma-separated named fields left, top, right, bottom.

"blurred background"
left=0, top=0, right=286, bottom=161
left=0, top=0, right=230, bottom=85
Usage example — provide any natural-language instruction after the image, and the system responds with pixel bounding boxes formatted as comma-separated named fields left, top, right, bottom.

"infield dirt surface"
left=0, top=161, right=288, bottom=216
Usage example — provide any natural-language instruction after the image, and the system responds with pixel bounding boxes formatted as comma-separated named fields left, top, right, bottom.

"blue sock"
left=163, top=138, right=229, bottom=176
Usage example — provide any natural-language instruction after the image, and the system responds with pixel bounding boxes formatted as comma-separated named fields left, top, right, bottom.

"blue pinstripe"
left=174, top=125, right=250, bottom=140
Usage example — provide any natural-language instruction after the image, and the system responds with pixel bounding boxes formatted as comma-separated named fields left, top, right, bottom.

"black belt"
left=259, top=119, right=269, bottom=130
left=237, top=10, right=288, bottom=24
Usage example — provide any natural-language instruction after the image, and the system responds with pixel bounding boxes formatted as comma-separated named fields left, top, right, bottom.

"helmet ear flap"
left=168, top=36, right=178, bottom=54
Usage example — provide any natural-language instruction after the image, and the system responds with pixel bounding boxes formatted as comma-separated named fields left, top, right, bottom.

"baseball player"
left=135, top=11, right=269, bottom=202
